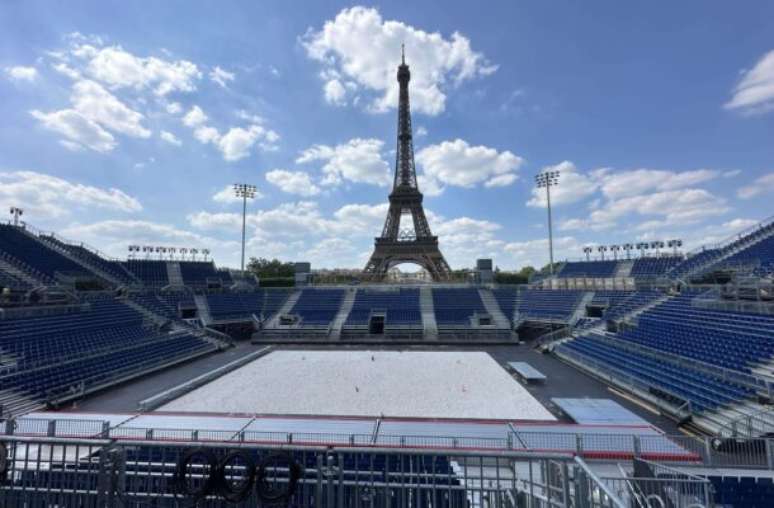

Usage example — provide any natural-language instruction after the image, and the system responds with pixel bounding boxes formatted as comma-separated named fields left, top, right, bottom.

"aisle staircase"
left=614, top=260, right=634, bottom=278
left=570, top=291, right=595, bottom=325
left=265, top=290, right=302, bottom=328
left=166, top=262, right=184, bottom=287
left=329, top=288, right=357, bottom=340
left=419, top=286, right=438, bottom=340
left=478, top=288, right=511, bottom=329
left=193, top=294, right=213, bottom=326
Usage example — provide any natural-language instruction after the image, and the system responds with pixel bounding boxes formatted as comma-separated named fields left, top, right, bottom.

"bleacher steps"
left=0, top=257, right=43, bottom=287
left=570, top=291, right=595, bottom=325
left=34, top=233, right=123, bottom=286
left=0, top=389, right=43, bottom=419
left=477, top=289, right=511, bottom=329
left=675, top=225, right=774, bottom=280
left=614, top=260, right=634, bottom=278
left=621, top=293, right=671, bottom=322
left=265, top=290, right=302, bottom=329
left=166, top=262, right=184, bottom=287
left=193, top=294, right=213, bottom=326
left=419, top=286, right=438, bottom=340
left=329, top=288, right=357, bottom=340
left=122, top=298, right=169, bottom=328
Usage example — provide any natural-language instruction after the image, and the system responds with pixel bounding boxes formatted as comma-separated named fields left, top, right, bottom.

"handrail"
left=574, top=456, right=627, bottom=508
left=685, top=213, right=774, bottom=258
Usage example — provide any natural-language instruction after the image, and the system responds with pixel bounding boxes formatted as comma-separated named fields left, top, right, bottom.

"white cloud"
left=5, top=65, right=38, bottom=82
left=265, top=169, right=321, bottom=196
left=297, top=138, right=390, bottom=186
left=323, top=79, right=347, bottom=105
left=503, top=236, right=583, bottom=267
left=52, top=62, right=80, bottom=80
left=0, top=170, right=141, bottom=219
left=301, top=6, right=496, bottom=115
left=165, top=102, right=182, bottom=114
left=72, top=43, right=202, bottom=96
left=30, top=108, right=116, bottom=152
left=209, top=66, right=235, bottom=88
left=212, top=184, right=263, bottom=204
left=182, top=105, right=279, bottom=160
left=527, top=161, right=601, bottom=208
left=415, top=126, right=428, bottom=137
left=160, top=130, right=181, bottom=146
left=30, top=78, right=150, bottom=151
left=725, top=49, right=774, bottom=114
left=70, top=79, right=151, bottom=138
left=737, top=172, right=774, bottom=199
left=599, top=168, right=718, bottom=200
left=182, top=105, right=208, bottom=127
left=194, top=126, right=220, bottom=144
left=592, top=188, right=728, bottom=232
left=217, top=125, right=274, bottom=161
left=415, top=139, right=522, bottom=195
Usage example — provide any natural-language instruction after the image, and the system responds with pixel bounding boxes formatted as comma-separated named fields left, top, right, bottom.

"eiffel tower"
left=362, top=47, right=452, bottom=281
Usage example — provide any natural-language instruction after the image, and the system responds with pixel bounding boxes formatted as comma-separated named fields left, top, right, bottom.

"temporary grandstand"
left=2, top=212, right=774, bottom=507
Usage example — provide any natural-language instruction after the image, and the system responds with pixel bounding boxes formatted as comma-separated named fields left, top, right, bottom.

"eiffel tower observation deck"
left=363, top=47, right=452, bottom=281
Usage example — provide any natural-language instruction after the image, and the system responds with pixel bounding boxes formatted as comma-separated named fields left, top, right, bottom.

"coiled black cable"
left=174, top=448, right=218, bottom=501
left=255, top=452, right=303, bottom=503
left=215, top=450, right=256, bottom=503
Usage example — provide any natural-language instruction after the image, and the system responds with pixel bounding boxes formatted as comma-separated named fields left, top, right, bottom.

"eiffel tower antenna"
left=362, top=50, right=452, bottom=281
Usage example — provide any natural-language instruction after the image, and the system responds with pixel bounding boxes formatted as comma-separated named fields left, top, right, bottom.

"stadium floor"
left=69, top=341, right=681, bottom=434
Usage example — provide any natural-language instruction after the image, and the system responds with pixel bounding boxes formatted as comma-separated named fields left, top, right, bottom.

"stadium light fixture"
left=9, top=207, right=23, bottom=227
left=597, top=245, right=608, bottom=260
left=582, top=246, right=593, bottom=261
left=668, top=239, right=682, bottom=255
left=610, top=244, right=620, bottom=260
left=234, top=183, right=257, bottom=272
left=623, top=243, right=633, bottom=260
left=202, top=248, right=211, bottom=261
left=535, top=170, right=560, bottom=275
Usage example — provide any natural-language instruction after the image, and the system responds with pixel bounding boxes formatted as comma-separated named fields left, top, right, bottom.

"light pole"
left=583, top=246, right=593, bottom=261
left=535, top=170, right=560, bottom=275
left=668, top=239, right=682, bottom=256
left=623, top=243, right=633, bottom=260
left=598, top=245, right=608, bottom=261
left=9, top=207, right=23, bottom=226
left=233, top=184, right=257, bottom=272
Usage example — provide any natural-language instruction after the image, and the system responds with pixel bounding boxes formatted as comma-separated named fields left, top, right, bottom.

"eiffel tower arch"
left=363, top=48, right=452, bottom=281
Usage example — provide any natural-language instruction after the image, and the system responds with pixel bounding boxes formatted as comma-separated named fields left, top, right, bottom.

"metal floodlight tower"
left=597, top=245, right=608, bottom=260
left=234, top=183, right=256, bottom=272
left=623, top=243, right=633, bottom=260
left=582, top=246, right=593, bottom=261
left=610, top=244, right=620, bottom=260
left=535, top=170, right=560, bottom=275
left=668, top=239, right=682, bottom=255
left=9, top=207, right=23, bottom=226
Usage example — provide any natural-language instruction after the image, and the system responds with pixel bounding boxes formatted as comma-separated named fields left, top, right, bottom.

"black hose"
left=174, top=448, right=218, bottom=501
left=215, top=450, right=256, bottom=503
left=255, top=453, right=303, bottom=503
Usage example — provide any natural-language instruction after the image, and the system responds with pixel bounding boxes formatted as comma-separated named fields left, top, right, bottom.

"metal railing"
left=0, top=434, right=638, bottom=508
left=6, top=416, right=774, bottom=470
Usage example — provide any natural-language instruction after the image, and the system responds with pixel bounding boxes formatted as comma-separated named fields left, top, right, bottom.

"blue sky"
left=1, top=1, right=773, bottom=270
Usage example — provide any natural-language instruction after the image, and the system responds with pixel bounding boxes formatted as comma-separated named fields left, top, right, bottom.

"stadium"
left=2, top=5, right=774, bottom=508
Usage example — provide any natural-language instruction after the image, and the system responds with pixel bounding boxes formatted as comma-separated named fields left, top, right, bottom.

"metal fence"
left=0, top=435, right=720, bottom=508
